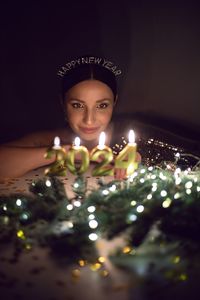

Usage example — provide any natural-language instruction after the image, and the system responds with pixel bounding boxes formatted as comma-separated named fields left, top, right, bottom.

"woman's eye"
left=97, top=103, right=109, bottom=109
left=71, top=103, right=84, bottom=109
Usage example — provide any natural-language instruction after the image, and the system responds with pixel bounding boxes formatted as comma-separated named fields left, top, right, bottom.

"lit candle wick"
left=98, top=132, right=106, bottom=150
left=128, top=129, right=135, bottom=144
left=53, top=136, right=61, bottom=149
left=74, top=137, right=81, bottom=147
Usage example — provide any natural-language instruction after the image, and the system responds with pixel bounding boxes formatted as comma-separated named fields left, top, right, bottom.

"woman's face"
left=65, top=80, right=115, bottom=142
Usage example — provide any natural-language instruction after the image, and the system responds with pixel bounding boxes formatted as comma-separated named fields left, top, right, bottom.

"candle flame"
left=74, top=137, right=81, bottom=147
left=98, top=132, right=106, bottom=150
left=128, top=130, right=135, bottom=144
left=54, top=136, right=60, bottom=147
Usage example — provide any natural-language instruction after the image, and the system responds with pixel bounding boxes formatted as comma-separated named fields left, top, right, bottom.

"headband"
left=57, top=55, right=122, bottom=78
left=59, top=55, right=121, bottom=100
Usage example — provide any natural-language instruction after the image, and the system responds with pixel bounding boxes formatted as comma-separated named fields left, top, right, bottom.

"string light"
left=89, top=220, right=98, bottom=229
left=45, top=179, right=51, bottom=187
left=109, top=184, right=116, bottom=192
left=87, top=206, right=96, bottom=213
left=162, top=198, right=172, bottom=208
left=74, top=200, right=81, bottom=207
left=185, top=181, right=193, bottom=189
left=66, top=204, right=73, bottom=210
left=136, top=205, right=144, bottom=213
left=88, top=233, right=98, bottom=241
left=88, top=214, right=95, bottom=220
left=102, top=189, right=109, bottom=195
left=161, top=190, right=167, bottom=197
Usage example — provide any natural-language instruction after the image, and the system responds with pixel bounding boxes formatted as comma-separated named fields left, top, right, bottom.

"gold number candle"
left=44, top=136, right=67, bottom=176
left=66, top=137, right=89, bottom=175
left=90, top=132, right=114, bottom=176
left=115, top=130, right=138, bottom=176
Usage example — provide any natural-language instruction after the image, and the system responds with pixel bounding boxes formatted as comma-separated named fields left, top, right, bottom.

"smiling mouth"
left=79, top=127, right=100, bottom=134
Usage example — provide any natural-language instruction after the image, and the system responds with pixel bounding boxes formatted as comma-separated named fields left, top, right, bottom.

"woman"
left=0, top=55, right=139, bottom=179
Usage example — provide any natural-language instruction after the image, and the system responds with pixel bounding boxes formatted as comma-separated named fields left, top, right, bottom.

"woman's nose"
left=83, top=108, right=96, bottom=125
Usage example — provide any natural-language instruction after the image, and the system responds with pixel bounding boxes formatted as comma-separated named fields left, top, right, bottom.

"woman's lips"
left=79, top=126, right=100, bottom=134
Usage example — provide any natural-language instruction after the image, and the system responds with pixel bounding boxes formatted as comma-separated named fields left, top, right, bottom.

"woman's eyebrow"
left=68, top=98, right=112, bottom=103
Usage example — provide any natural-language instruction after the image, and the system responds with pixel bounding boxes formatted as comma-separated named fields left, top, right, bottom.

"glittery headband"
left=57, top=56, right=122, bottom=77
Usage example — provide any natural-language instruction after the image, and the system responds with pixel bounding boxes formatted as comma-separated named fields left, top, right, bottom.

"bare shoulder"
left=2, top=128, right=72, bottom=147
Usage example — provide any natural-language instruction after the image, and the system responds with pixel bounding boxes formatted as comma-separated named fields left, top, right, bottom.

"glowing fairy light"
left=16, top=199, right=22, bottom=206
left=89, top=233, right=98, bottom=241
left=131, top=200, right=137, bottom=206
left=88, top=214, right=95, bottom=220
left=109, top=184, right=116, bottom=192
left=185, top=181, right=193, bottom=189
left=87, top=206, right=96, bottom=213
left=140, top=168, right=146, bottom=174
left=175, top=177, right=182, bottom=185
left=148, top=166, right=153, bottom=171
left=89, top=220, right=98, bottom=229
left=174, top=168, right=181, bottom=176
left=98, top=256, right=106, bottom=263
left=17, top=230, right=25, bottom=239
left=160, top=190, right=167, bottom=197
left=159, top=172, right=167, bottom=180
left=3, top=205, right=7, bottom=211
left=147, top=194, right=152, bottom=200
left=162, top=198, right=172, bottom=208
left=174, top=192, right=181, bottom=199
left=74, top=200, right=81, bottom=207
left=136, top=205, right=144, bottom=213
left=66, top=204, right=73, bottom=211
left=102, top=189, right=109, bottom=195
left=45, top=179, right=52, bottom=187
left=73, top=182, right=79, bottom=188
left=152, top=183, right=157, bottom=192
left=128, top=214, right=137, bottom=222
left=186, top=189, right=191, bottom=195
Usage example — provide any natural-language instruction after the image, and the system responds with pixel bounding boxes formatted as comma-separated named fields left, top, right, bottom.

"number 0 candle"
left=115, top=130, right=138, bottom=176
left=66, top=137, right=89, bottom=175
left=90, top=132, right=114, bottom=176
left=44, top=136, right=67, bottom=176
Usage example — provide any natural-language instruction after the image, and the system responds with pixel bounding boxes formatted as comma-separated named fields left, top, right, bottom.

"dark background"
left=0, top=0, right=200, bottom=143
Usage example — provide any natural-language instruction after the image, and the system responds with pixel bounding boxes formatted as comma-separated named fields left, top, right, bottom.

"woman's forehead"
left=66, top=80, right=114, bottom=98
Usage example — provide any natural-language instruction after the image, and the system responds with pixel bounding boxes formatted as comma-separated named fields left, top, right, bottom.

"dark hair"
left=61, top=63, right=117, bottom=102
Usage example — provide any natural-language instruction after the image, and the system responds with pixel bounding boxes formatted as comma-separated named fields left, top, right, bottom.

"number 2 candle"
left=44, top=136, right=67, bottom=176
left=66, top=137, right=89, bottom=175
left=90, top=132, right=114, bottom=176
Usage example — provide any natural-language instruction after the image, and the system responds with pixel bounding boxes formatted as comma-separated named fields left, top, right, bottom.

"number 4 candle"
left=115, top=130, right=138, bottom=176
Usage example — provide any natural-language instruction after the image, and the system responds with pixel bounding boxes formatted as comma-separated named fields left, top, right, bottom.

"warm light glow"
left=74, top=137, right=80, bottom=147
left=98, top=132, right=106, bottom=149
left=128, top=130, right=135, bottom=144
left=54, top=136, right=60, bottom=147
